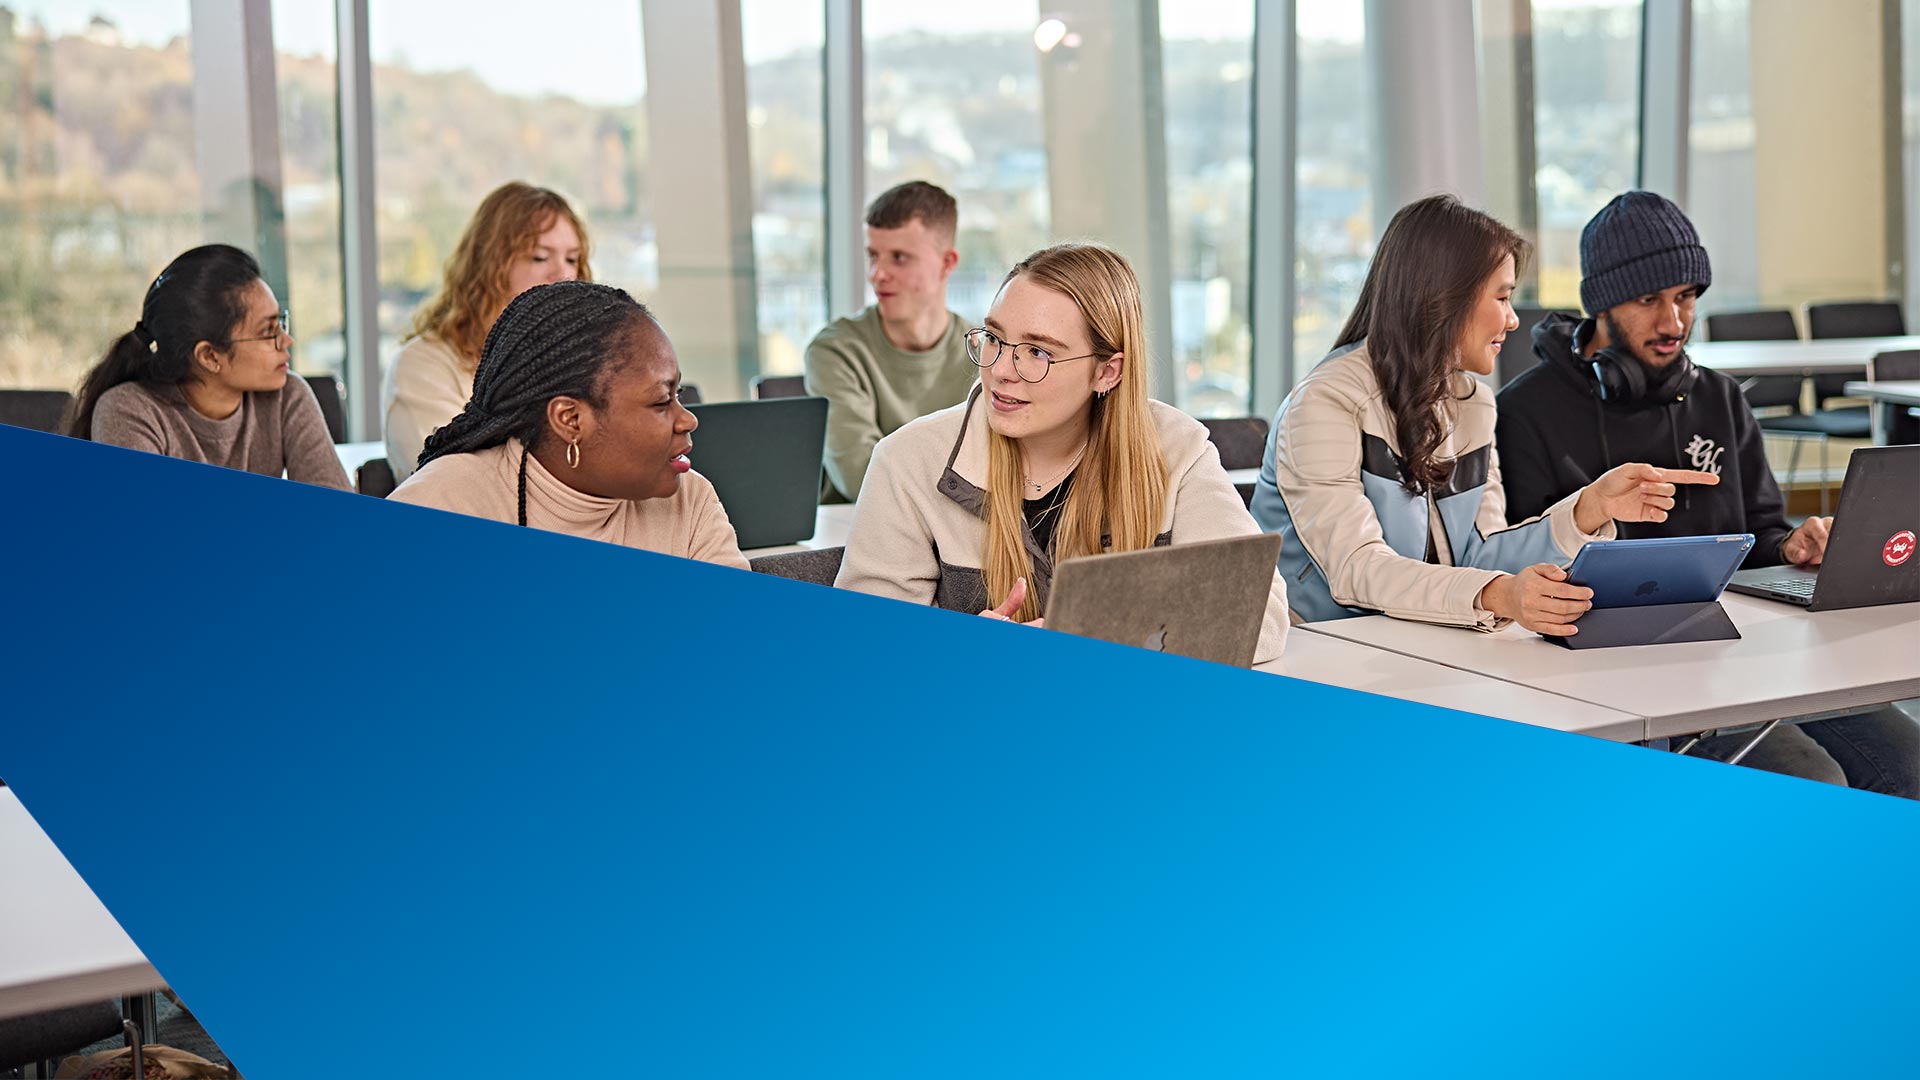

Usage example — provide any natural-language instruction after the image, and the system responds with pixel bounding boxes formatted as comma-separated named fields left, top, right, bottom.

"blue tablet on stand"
left=1549, top=534, right=1754, bottom=649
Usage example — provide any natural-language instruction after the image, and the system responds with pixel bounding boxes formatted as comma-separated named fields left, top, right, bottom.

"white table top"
left=1226, top=467, right=1260, bottom=488
left=0, top=786, right=164, bottom=1021
left=1843, top=379, right=1920, bottom=407
left=1689, top=335, right=1920, bottom=377
left=1256, top=631, right=1644, bottom=741
left=742, top=503, right=859, bottom=558
left=1301, top=594, right=1920, bottom=740
left=335, top=440, right=386, bottom=477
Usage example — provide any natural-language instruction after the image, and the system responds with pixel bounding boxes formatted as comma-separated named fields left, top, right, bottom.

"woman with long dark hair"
left=68, top=244, right=350, bottom=490
left=1249, top=195, right=1715, bottom=635
left=389, top=280, right=747, bottom=569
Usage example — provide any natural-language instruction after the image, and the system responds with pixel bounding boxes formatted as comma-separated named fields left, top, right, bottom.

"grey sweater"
left=90, top=378, right=352, bottom=490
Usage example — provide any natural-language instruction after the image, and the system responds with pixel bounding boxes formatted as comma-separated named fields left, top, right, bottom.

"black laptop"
left=1726, top=445, right=1920, bottom=610
left=684, top=396, right=828, bottom=549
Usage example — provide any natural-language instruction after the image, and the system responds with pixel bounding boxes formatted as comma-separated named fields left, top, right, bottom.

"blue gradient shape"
left=2, top=423, right=1918, bottom=1079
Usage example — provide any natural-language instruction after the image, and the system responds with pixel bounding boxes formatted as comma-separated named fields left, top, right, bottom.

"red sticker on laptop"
left=1887, top=530, right=1917, bottom=567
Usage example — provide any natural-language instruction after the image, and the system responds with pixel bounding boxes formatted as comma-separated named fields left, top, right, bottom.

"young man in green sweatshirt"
left=804, top=181, right=979, bottom=502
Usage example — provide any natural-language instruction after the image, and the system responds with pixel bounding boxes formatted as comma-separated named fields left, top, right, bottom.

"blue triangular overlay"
left=3, top=424, right=1917, bottom=1079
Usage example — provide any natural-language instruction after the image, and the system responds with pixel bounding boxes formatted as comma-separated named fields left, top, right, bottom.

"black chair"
left=0, top=1000, right=142, bottom=1077
left=1868, top=350, right=1920, bottom=444
left=1806, top=300, right=1905, bottom=340
left=357, top=457, right=398, bottom=498
left=749, top=546, right=844, bottom=586
left=1705, top=308, right=1799, bottom=343
left=303, top=374, right=348, bottom=443
left=1494, top=306, right=1554, bottom=388
left=751, top=374, right=806, bottom=400
left=1199, top=417, right=1270, bottom=471
left=0, top=389, right=73, bottom=434
left=1806, top=301, right=1904, bottom=420
left=679, top=383, right=702, bottom=405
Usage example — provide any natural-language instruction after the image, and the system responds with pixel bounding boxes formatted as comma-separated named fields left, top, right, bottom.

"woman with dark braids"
left=1248, top=194, right=1715, bottom=635
left=390, top=280, right=748, bottom=569
left=68, top=244, right=350, bottom=490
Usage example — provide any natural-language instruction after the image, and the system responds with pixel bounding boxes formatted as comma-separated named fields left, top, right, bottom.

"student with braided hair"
left=69, top=244, right=351, bottom=490
left=389, top=280, right=748, bottom=569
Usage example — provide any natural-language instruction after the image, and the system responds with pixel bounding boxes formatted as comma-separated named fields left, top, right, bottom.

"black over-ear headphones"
left=1579, top=321, right=1699, bottom=404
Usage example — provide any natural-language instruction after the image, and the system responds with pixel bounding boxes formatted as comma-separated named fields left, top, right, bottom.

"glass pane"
left=1686, top=0, right=1759, bottom=317
left=1530, top=0, right=1642, bottom=309
left=271, top=0, right=346, bottom=386
left=1294, top=1, right=1371, bottom=381
left=863, top=1, right=1047, bottom=323
left=0, top=5, right=203, bottom=393
left=1161, top=0, right=1255, bottom=418
left=368, top=0, right=652, bottom=373
left=742, top=0, right=825, bottom=377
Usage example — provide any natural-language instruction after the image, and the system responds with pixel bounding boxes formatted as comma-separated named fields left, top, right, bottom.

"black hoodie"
left=1494, top=311, right=1793, bottom=569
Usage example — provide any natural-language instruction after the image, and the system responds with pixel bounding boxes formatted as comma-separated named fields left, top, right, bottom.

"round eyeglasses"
left=965, top=327, right=1100, bottom=384
left=231, top=309, right=292, bottom=346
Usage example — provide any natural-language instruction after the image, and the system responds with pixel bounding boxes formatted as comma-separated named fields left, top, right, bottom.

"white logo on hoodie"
left=1683, top=434, right=1724, bottom=476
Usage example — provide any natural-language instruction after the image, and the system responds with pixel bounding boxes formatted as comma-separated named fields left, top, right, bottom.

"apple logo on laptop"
left=1144, top=626, right=1169, bottom=653
left=1635, top=580, right=1660, bottom=598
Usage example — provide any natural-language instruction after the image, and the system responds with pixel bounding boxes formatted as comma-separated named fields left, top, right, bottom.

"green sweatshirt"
left=803, top=305, right=977, bottom=502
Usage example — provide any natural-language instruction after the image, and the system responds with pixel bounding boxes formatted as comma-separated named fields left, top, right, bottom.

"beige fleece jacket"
left=383, top=335, right=475, bottom=482
left=836, top=386, right=1289, bottom=662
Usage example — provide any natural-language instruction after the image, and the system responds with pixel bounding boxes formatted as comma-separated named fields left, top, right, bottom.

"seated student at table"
left=1495, top=190, right=1918, bottom=795
left=68, top=243, right=351, bottom=491
left=390, top=280, right=749, bottom=570
left=1250, top=194, right=1713, bottom=637
left=835, top=242, right=1288, bottom=662
left=384, top=181, right=591, bottom=482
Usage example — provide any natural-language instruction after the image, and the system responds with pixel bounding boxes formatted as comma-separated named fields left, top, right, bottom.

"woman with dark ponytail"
left=69, top=244, right=351, bottom=490
left=389, top=280, right=747, bottom=568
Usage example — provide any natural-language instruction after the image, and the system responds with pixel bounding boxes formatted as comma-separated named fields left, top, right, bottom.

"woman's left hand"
left=1573, top=462, right=1721, bottom=533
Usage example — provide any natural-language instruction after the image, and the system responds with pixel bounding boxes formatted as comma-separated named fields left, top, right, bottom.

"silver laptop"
left=1046, top=534, right=1283, bottom=667
left=1726, top=445, right=1920, bottom=610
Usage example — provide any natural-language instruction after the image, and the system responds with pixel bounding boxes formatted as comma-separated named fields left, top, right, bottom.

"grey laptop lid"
left=1728, top=444, right=1920, bottom=610
left=685, top=397, right=828, bottom=549
left=1808, top=445, right=1920, bottom=610
left=1045, top=533, right=1283, bottom=668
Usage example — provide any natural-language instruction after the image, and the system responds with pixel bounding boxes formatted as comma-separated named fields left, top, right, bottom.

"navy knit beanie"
left=1579, top=191, right=1712, bottom=316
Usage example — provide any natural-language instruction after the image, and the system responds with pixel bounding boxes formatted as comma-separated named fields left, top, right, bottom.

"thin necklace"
left=1024, top=443, right=1087, bottom=496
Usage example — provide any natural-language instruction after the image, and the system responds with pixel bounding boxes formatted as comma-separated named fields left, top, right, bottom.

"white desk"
left=1689, top=335, right=1920, bottom=378
left=1226, top=467, right=1260, bottom=489
left=0, top=786, right=164, bottom=1021
left=335, top=440, right=386, bottom=477
left=1255, top=632, right=1644, bottom=742
left=1843, top=379, right=1920, bottom=444
left=742, top=503, right=859, bottom=559
left=1302, top=594, right=1920, bottom=741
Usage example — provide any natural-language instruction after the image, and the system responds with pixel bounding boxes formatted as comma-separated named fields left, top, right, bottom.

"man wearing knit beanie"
left=1494, top=191, right=1917, bottom=797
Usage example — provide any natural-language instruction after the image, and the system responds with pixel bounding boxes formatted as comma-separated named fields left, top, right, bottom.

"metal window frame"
left=1250, top=0, right=1297, bottom=417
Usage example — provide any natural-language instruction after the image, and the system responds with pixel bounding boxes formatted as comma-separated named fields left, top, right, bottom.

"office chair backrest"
left=1705, top=308, right=1798, bottom=341
left=1200, top=416, right=1270, bottom=471
left=751, top=374, right=807, bottom=400
left=748, top=546, right=845, bottom=586
left=1870, top=350, right=1920, bottom=383
left=0, top=389, right=74, bottom=433
left=357, top=457, right=398, bottom=498
left=303, top=373, right=348, bottom=443
left=1807, top=301, right=1905, bottom=340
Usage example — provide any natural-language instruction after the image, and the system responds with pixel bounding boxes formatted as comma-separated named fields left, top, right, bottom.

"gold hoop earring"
left=565, top=440, right=581, bottom=469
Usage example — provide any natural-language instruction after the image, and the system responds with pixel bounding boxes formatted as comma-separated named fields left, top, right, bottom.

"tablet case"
left=1549, top=535, right=1752, bottom=650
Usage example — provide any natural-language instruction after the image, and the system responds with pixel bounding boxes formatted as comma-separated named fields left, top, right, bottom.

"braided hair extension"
left=416, top=280, right=654, bottom=526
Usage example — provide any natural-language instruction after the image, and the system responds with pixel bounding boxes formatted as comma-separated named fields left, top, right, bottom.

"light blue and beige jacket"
left=1251, top=341, right=1612, bottom=629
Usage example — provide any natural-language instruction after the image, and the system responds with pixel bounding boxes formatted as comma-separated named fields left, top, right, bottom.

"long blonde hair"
left=408, top=182, right=595, bottom=369
left=985, top=243, right=1167, bottom=621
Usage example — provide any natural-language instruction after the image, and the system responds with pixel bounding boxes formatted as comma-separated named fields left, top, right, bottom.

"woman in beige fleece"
left=390, top=281, right=748, bottom=570
left=835, top=243, right=1288, bottom=662
left=383, top=182, right=593, bottom=481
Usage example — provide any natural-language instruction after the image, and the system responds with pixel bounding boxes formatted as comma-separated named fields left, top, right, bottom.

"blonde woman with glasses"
left=836, top=242, right=1287, bottom=662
